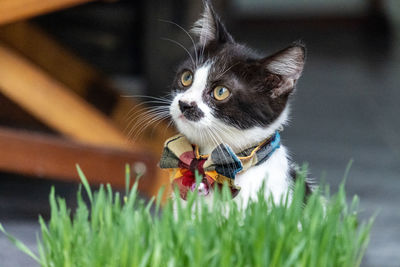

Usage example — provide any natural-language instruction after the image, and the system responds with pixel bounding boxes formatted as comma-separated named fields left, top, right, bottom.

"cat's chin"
left=173, top=118, right=206, bottom=145
left=172, top=106, right=289, bottom=155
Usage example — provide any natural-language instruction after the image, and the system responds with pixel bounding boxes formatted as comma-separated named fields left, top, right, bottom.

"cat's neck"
left=198, top=128, right=275, bottom=155
left=197, top=107, right=288, bottom=155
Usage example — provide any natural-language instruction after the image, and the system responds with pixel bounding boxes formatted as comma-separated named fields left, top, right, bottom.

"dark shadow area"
left=0, top=173, right=78, bottom=220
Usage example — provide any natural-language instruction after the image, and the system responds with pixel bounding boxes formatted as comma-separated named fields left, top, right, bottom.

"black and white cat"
left=166, top=0, right=312, bottom=207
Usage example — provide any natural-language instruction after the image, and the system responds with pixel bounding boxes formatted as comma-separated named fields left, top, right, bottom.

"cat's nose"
left=178, top=100, right=196, bottom=113
left=178, top=100, right=204, bottom=121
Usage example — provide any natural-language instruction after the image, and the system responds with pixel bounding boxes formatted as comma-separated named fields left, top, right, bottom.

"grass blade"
left=1, top=165, right=372, bottom=267
left=0, top=223, right=40, bottom=263
left=76, top=164, right=93, bottom=203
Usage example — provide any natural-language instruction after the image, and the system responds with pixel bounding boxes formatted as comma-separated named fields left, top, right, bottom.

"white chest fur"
left=234, top=145, right=290, bottom=208
left=174, top=145, right=292, bottom=212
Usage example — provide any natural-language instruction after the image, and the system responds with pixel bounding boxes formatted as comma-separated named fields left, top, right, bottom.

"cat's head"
left=169, top=0, right=305, bottom=152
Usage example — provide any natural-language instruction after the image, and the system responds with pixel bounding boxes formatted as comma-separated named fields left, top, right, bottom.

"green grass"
left=1, top=164, right=373, bottom=267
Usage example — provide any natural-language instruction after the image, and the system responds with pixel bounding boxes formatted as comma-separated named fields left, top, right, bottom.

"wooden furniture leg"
left=0, top=0, right=95, bottom=26
left=0, top=127, right=160, bottom=197
left=0, top=42, right=129, bottom=149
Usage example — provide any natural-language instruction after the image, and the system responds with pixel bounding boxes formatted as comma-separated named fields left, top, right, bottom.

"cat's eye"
left=180, top=70, right=193, bottom=87
left=213, top=86, right=230, bottom=101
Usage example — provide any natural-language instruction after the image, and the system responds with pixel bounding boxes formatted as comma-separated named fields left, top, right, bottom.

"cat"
left=159, top=0, right=313, bottom=208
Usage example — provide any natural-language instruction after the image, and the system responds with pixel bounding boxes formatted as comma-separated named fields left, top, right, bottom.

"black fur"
left=178, top=100, right=205, bottom=121
left=170, top=0, right=313, bottom=198
left=290, top=166, right=313, bottom=197
left=172, top=1, right=305, bottom=130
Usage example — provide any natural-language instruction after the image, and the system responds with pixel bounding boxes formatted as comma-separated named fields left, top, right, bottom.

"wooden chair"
left=0, top=0, right=174, bottom=197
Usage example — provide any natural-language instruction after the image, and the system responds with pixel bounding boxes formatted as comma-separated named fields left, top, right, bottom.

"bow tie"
left=159, top=131, right=280, bottom=200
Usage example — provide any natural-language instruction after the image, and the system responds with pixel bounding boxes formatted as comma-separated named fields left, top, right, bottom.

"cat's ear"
left=262, top=44, right=306, bottom=98
left=191, top=0, right=234, bottom=46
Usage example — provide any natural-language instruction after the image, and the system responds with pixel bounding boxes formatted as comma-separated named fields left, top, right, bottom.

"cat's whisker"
left=125, top=105, right=170, bottom=135
left=161, top=37, right=196, bottom=67
left=131, top=114, right=170, bottom=141
left=121, top=95, right=172, bottom=132
left=126, top=107, right=170, bottom=140
left=161, top=120, right=175, bottom=138
left=200, top=41, right=206, bottom=66
left=123, top=106, right=155, bottom=136
left=122, top=98, right=172, bottom=108
left=129, top=114, right=170, bottom=142
left=203, top=128, right=221, bottom=158
left=158, top=19, right=199, bottom=68
left=207, top=128, right=234, bottom=179
left=123, top=102, right=148, bottom=122
left=127, top=113, right=153, bottom=139
left=150, top=116, right=171, bottom=136
left=126, top=105, right=162, bottom=122
left=121, top=94, right=173, bottom=104
left=220, top=124, right=248, bottom=148
left=204, top=128, right=216, bottom=149
left=199, top=129, right=206, bottom=154
left=209, top=124, right=231, bottom=145
left=135, top=100, right=172, bottom=105
left=212, top=124, right=246, bottom=153
left=166, top=120, right=174, bottom=129
left=152, top=117, right=172, bottom=137
left=129, top=107, right=170, bottom=125
left=198, top=12, right=207, bottom=66
left=215, top=62, right=239, bottom=80
left=209, top=121, right=246, bottom=182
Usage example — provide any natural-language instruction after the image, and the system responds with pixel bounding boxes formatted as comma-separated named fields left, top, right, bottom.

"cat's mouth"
left=178, top=101, right=205, bottom=122
left=181, top=112, right=203, bottom=122
left=174, top=112, right=199, bottom=126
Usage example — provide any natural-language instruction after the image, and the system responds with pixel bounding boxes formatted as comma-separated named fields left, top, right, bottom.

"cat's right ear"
left=191, top=0, right=234, bottom=46
left=262, top=44, right=306, bottom=98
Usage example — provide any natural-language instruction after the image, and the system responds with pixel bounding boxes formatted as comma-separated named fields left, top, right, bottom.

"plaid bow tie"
left=159, top=131, right=280, bottom=200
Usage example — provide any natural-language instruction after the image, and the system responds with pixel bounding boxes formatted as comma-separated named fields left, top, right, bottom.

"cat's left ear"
left=262, top=44, right=306, bottom=98
left=191, top=0, right=234, bottom=46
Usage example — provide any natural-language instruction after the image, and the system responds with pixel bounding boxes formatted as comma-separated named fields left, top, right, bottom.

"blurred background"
left=0, top=0, right=399, bottom=266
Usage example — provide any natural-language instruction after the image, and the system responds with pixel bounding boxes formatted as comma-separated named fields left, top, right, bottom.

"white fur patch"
left=170, top=63, right=293, bottom=208
left=179, top=64, right=210, bottom=106
left=191, top=4, right=215, bottom=45
left=170, top=63, right=213, bottom=140
left=197, top=105, right=290, bottom=154
left=171, top=68, right=290, bottom=154
left=234, top=145, right=291, bottom=208
left=267, top=47, right=304, bottom=79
